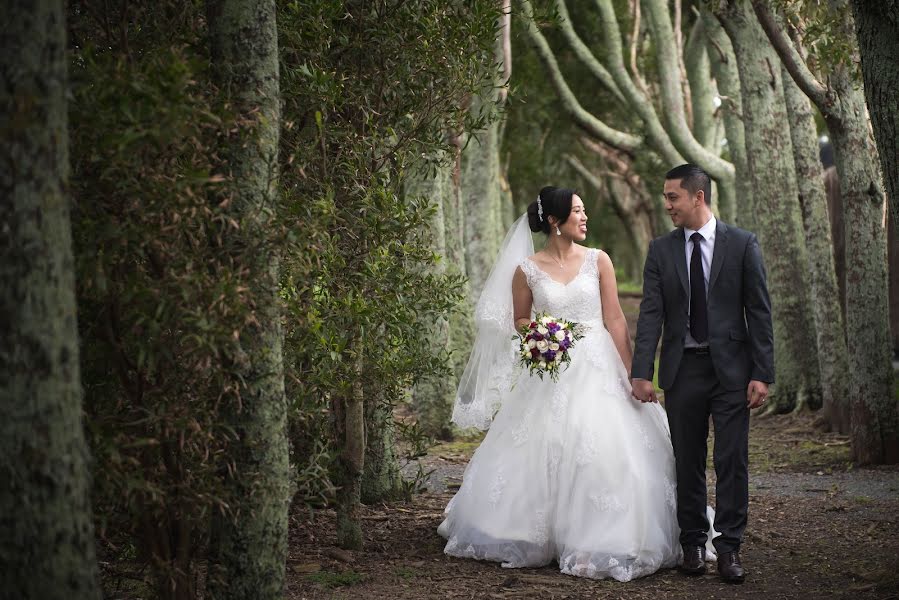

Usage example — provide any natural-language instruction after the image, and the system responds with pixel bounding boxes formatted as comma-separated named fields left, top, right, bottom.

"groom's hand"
left=631, top=378, right=657, bottom=403
left=747, top=380, right=769, bottom=409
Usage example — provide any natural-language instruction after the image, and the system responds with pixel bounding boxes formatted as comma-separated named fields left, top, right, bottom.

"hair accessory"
left=537, top=195, right=544, bottom=222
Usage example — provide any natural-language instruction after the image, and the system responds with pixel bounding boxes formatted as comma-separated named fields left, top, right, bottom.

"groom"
left=630, top=164, right=774, bottom=584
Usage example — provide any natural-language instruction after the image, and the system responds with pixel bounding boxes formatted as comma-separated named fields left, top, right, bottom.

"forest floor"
left=287, top=411, right=899, bottom=600
left=288, top=295, right=899, bottom=599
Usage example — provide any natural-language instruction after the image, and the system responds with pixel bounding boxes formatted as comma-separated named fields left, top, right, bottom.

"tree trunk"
left=361, top=390, right=403, bottom=502
left=335, top=354, right=365, bottom=549
left=462, top=103, right=505, bottom=299
left=716, top=0, right=821, bottom=413
left=0, top=2, right=101, bottom=598
left=206, top=1, right=290, bottom=597
left=782, top=67, right=851, bottom=427
left=685, top=18, right=716, bottom=152
left=849, top=0, right=899, bottom=227
left=755, top=0, right=899, bottom=463
left=701, top=9, right=747, bottom=227
left=409, top=163, right=457, bottom=439
left=827, top=78, right=898, bottom=464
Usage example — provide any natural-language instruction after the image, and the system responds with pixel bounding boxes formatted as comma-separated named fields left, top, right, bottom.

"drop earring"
left=556, top=226, right=561, bottom=236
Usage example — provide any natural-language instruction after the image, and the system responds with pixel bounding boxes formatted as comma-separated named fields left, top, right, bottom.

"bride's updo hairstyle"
left=527, top=186, right=576, bottom=235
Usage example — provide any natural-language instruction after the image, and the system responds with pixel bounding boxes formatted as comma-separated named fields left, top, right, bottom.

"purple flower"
left=544, top=350, right=557, bottom=361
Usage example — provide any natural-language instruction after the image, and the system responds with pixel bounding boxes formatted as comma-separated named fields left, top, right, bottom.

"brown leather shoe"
left=679, top=545, right=706, bottom=576
left=717, top=550, right=746, bottom=584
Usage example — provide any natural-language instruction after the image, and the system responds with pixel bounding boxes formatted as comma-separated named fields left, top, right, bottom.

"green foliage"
left=68, top=2, right=273, bottom=594
left=774, top=0, right=860, bottom=79
left=278, top=0, right=500, bottom=504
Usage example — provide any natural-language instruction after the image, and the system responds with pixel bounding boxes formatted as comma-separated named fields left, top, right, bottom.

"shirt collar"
left=685, top=215, right=717, bottom=243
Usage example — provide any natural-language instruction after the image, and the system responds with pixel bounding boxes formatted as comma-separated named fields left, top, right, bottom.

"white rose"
left=527, top=339, right=537, bottom=349
left=550, top=342, right=560, bottom=351
left=536, top=340, right=548, bottom=351
left=540, top=316, right=550, bottom=325
left=554, top=352, right=563, bottom=362
left=554, top=330, right=566, bottom=341
left=539, top=360, right=547, bottom=369
left=537, top=326, right=548, bottom=335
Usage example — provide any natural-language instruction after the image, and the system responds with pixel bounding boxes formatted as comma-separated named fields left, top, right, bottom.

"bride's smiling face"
left=556, top=194, right=588, bottom=241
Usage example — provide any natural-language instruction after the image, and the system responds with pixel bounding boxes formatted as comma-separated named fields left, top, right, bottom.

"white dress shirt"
left=683, top=215, right=716, bottom=348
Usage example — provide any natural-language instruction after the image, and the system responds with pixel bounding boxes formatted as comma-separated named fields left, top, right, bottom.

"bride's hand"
left=631, top=378, right=658, bottom=403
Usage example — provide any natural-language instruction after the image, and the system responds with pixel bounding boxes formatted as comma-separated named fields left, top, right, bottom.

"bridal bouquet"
left=516, top=313, right=585, bottom=382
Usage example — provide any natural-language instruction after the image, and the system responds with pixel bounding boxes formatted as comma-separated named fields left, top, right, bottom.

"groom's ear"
left=694, top=189, right=705, bottom=206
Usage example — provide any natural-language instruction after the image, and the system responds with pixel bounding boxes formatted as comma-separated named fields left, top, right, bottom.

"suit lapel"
left=708, top=220, right=728, bottom=293
left=673, top=228, right=689, bottom=297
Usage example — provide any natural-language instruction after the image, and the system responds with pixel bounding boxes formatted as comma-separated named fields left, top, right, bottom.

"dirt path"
left=287, top=413, right=899, bottom=599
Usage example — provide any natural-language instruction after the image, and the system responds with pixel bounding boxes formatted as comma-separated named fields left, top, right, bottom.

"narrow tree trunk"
left=0, top=2, right=101, bottom=598
left=335, top=354, right=365, bottom=549
left=782, top=67, right=851, bottom=428
left=206, top=1, right=290, bottom=597
left=716, top=0, right=821, bottom=413
left=849, top=0, right=899, bottom=226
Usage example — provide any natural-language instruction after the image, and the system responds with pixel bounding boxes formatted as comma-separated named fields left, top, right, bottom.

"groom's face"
left=663, top=178, right=702, bottom=229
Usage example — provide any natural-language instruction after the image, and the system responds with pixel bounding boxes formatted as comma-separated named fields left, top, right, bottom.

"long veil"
left=451, top=213, right=534, bottom=430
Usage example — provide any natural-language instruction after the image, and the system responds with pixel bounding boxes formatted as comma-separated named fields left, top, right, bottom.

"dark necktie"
left=690, top=232, right=708, bottom=343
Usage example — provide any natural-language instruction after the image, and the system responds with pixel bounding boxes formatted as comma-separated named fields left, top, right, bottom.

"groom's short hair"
left=665, top=164, right=712, bottom=206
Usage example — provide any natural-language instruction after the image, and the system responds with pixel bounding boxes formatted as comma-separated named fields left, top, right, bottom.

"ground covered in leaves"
left=287, top=412, right=899, bottom=599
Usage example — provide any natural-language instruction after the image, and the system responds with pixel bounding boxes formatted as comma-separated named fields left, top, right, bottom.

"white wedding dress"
left=438, top=248, right=683, bottom=582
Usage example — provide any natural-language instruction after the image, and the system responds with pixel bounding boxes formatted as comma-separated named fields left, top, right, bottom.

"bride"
left=437, top=187, right=702, bottom=582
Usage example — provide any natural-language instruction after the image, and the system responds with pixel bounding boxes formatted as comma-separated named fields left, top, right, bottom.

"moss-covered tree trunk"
left=826, top=74, right=898, bottom=464
left=849, top=0, right=899, bottom=226
left=408, top=163, right=457, bottom=439
left=462, top=101, right=505, bottom=299
left=206, top=0, right=290, bottom=597
left=716, top=0, right=821, bottom=413
left=0, top=2, right=100, bottom=598
left=702, top=9, right=748, bottom=228
left=782, top=67, right=851, bottom=427
left=753, top=0, right=899, bottom=462
left=361, top=391, right=403, bottom=502
left=463, top=5, right=511, bottom=298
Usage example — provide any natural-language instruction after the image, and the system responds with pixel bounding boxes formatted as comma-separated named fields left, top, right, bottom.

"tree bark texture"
left=0, top=2, right=101, bottom=598
left=850, top=0, right=899, bottom=227
left=782, top=67, right=851, bottom=426
left=716, top=0, right=821, bottom=413
left=335, top=355, right=365, bottom=550
left=828, top=81, right=898, bottom=464
left=361, top=389, right=403, bottom=503
left=685, top=18, right=716, bottom=152
left=701, top=9, right=747, bottom=226
left=409, top=164, right=457, bottom=439
left=206, top=0, right=291, bottom=596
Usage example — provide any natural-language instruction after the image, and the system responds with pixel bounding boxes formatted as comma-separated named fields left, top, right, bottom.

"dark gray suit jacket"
left=631, top=220, right=775, bottom=391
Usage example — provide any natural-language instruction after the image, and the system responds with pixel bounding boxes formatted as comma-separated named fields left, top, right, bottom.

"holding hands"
left=631, top=378, right=658, bottom=404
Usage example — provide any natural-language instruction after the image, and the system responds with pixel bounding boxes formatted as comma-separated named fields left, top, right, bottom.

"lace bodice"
left=519, top=248, right=603, bottom=325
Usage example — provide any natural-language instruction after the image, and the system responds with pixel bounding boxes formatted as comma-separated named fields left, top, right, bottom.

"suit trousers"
left=664, top=351, right=749, bottom=554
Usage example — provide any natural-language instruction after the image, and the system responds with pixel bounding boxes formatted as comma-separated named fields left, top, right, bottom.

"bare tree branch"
left=555, top=0, right=627, bottom=104
left=641, top=0, right=734, bottom=181
left=520, top=0, right=642, bottom=152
